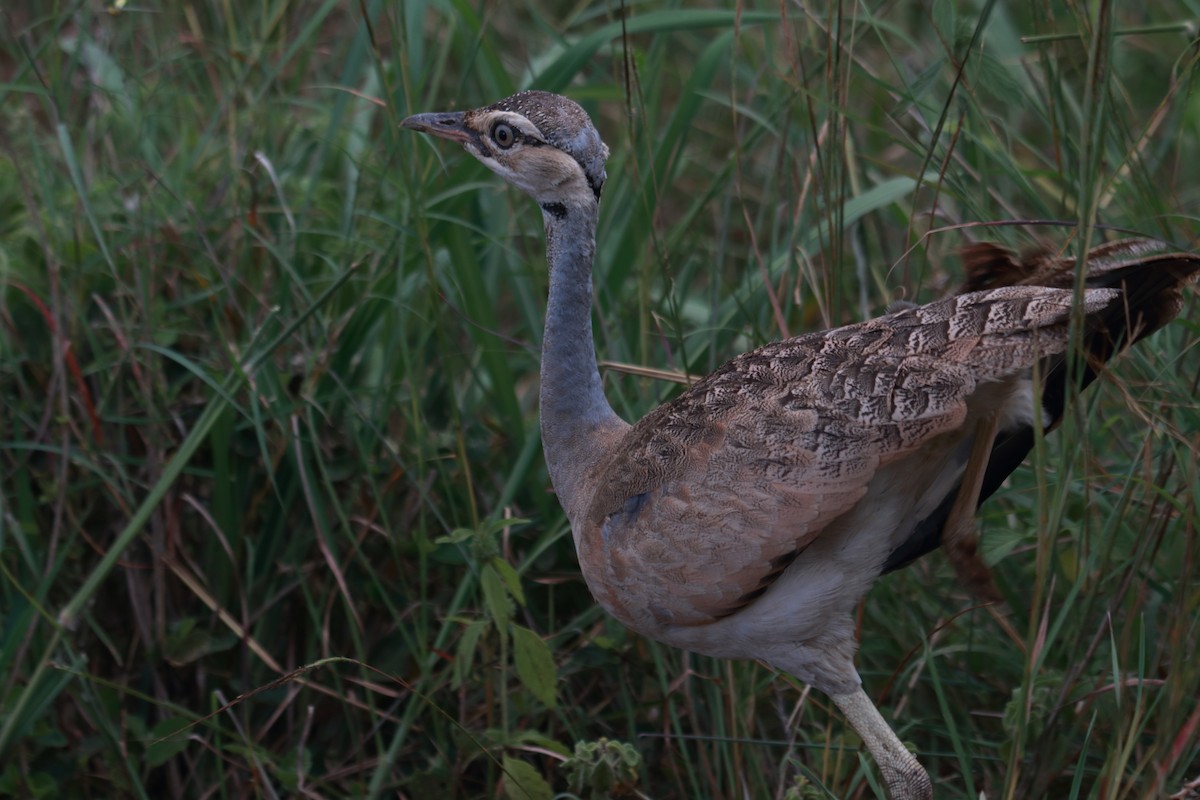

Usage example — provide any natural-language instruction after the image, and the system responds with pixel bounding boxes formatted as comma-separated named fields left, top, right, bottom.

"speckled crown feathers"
left=485, top=90, right=609, bottom=192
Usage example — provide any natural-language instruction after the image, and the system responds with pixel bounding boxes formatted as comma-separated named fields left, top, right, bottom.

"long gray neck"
left=539, top=200, right=623, bottom=520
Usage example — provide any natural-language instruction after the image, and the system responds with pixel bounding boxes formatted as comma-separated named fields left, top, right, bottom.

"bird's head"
left=402, top=90, right=609, bottom=212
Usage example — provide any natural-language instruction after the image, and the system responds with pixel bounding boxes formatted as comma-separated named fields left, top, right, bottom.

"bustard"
left=403, top=90, right=1199, bottom=798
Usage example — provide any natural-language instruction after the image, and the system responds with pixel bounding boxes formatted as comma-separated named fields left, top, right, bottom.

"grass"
left=1, top=1, right=1198, bottom=798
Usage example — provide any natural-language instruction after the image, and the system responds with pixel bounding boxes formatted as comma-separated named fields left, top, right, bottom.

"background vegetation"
left=1, top=1, right=1198, bottom=798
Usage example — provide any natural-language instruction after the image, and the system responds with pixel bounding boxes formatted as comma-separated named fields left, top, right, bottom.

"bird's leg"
left=832, top=687, right=932, bottom=799
left=943, top=413, right=1002, bottom=603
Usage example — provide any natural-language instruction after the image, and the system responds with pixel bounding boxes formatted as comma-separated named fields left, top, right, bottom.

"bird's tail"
left=964, top=238, right=1199, bottom=505
left=880, top=238, right=1198, bottom=574
left=961, top=238, right=1200, bottom=350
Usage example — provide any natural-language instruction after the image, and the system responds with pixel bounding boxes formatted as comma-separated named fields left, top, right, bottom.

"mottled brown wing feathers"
left=890, top=241, right=1200, bottom=574
left=580, top=285, right=1121, bottom=628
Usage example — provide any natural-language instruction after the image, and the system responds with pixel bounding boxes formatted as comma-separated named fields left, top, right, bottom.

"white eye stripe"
left=484, top=113, right=548, bottom=143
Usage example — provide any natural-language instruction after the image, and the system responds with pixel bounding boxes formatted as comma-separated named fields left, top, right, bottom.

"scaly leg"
left=832, top=687, right=932, bottom=800
left=943, top=413, right=1002, bottom=603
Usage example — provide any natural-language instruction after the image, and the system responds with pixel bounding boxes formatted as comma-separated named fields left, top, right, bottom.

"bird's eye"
left=492, top=123, right=515, bottom=149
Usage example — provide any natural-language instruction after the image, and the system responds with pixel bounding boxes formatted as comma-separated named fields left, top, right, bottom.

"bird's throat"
left=538, top=204, right=625, bottom=521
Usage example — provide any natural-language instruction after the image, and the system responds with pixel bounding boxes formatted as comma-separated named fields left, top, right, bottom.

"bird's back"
left=572, top=242, right=1199, bottom=663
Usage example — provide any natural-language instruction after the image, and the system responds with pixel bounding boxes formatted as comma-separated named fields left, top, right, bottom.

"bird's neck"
left=539, top=199, right=624, bottom=521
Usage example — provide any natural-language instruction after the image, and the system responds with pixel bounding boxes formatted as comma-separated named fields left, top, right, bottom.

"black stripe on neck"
left=541, top=201, right=568, bottom=219
left=586, top=174, right=603, bottom=200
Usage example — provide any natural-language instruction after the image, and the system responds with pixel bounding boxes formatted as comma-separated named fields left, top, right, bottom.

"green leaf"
left=59, top=35, right=134, bottom=115
left=145, top=717, right=191, bottom=767
left=453, top=619, right=487, bottom=689
left=481, top=564, right=513, bottom=636
left=501, top=756, right=552, bottom=800
left=840, top=176, right=922, bottom=228
left=982, top=524, right=1026, bottom=565
left=435, top=527, right=476, bottom=546
left=563, top=738, right=642, bottom=795
left=511, top=623, right=556, bottom=709
left=163, top=618, right=236, bottom=666
left=932, top=0, right=957, bottom=43
left=975, top=52, right=1025, bottom=106
left=509, top=730, right=572, bottom=757
left=899, top=58, right=946, bottom=117
left=491, top=557, right=525, bottom=607
left=0, top=763, right=59, bottom=799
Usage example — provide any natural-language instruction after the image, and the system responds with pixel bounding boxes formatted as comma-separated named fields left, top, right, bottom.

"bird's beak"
left=400, top=110, right=472, bottom=144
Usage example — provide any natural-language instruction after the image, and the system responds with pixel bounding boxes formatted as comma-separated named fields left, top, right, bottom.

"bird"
left=402, top=90, right=1200, bottom=799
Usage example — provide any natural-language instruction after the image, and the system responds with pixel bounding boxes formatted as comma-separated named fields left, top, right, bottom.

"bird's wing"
left=579, top=285, right=1118, bottom=628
